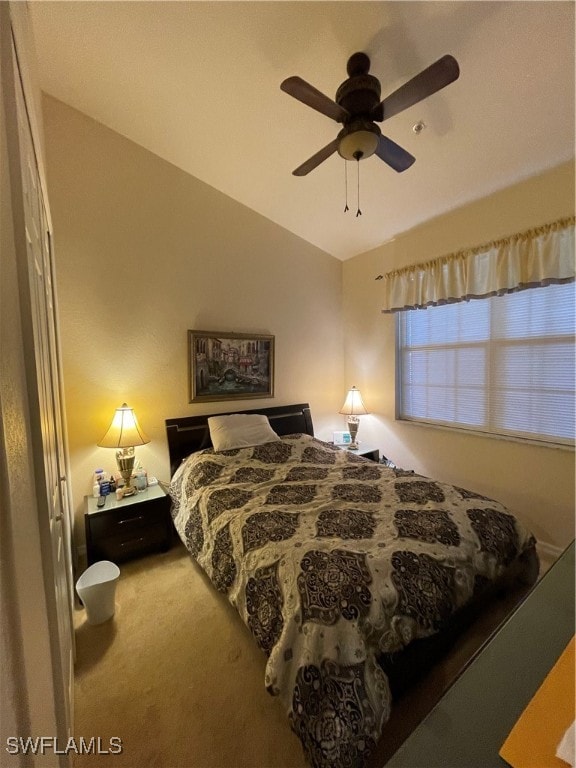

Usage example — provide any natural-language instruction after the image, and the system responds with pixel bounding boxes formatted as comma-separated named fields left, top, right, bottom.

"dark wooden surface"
left=165, top=402, right=314, bottom=476
left=85, top=487, right=172, bottom=565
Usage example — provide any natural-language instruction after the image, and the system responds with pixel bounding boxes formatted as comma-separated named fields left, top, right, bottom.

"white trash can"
left=76, top=561, right=120, bottom=625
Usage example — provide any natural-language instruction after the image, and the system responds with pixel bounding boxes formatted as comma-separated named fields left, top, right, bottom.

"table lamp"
left=98, top=403, right=150, bottom=497
left=339, top=386, right=369, bottom=449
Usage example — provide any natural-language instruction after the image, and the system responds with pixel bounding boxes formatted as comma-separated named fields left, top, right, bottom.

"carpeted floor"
left=73, top=541, right=306, bottom=768
left=73, top=541, right=545, bottom=768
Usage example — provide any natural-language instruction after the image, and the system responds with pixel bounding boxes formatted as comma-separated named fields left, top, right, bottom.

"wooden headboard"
left=165, top=403, right=314, bottom=477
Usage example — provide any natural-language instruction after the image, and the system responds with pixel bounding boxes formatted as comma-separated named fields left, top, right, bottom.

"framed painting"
left=188, top=330, right=275, bottom=403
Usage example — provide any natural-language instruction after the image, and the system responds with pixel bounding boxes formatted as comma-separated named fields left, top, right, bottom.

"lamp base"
left=116, top=448, right=136, bottom=497
left=347, top=416, right=360, bottom=450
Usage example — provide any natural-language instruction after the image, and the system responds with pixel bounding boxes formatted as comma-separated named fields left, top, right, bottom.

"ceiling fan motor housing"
left=336, top=53, right=382, bottom=118
left=336, top=73, right=381, bottom=117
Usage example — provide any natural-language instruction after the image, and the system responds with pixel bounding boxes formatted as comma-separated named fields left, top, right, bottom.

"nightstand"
left=84, top=484, right=172, bottom=565
left=337, top=445, right=380, bottom=462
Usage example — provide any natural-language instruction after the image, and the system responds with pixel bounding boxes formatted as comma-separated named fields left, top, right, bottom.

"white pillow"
left=208, top=414, right=280, bottom=452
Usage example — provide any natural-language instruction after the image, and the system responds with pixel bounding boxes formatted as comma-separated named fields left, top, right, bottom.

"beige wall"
left=343, top=162, right=575, bottom=553
left=42, top=96, right=344, bottom=548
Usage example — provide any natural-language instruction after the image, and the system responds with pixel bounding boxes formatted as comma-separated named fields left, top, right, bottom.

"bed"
left=166, top=403, right=538, bottom=768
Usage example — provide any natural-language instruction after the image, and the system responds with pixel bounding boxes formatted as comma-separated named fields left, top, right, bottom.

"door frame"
left=0, top=4, right=74, bottom=763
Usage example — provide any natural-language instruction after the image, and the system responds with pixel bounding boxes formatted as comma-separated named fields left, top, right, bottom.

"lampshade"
left=98, top=404, right=150, bottom=449
left=339, top=386, right=369, bottom=416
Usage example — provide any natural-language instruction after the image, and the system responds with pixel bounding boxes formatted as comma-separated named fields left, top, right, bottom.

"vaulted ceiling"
left=29, top=1, right=575, bottom=260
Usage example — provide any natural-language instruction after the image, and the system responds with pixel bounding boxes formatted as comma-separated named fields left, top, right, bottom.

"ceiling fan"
left=281, top=52, right=460, bottom=176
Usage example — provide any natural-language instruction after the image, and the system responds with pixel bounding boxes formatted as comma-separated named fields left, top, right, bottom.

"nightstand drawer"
left=91, top=522, right=171, bottom=563
left=89, top=504, right=166, bottom=540
left=84, top=486, right=173, bottom=565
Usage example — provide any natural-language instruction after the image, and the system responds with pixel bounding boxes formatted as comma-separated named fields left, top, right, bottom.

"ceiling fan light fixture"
left=339, top=130, right=379, bottom=161
left=281, top=51, right=459, bottom=176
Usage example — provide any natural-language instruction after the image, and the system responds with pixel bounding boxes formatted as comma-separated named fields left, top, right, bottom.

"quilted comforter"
left=169, top=434, right=535, bottom=768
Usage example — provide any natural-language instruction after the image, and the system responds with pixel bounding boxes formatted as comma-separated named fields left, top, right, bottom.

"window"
left=397, top=282, right=576, bottom=446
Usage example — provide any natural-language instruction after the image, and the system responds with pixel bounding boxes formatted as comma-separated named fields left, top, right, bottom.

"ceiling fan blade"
left=375, top=135, right=415, bottom=173
left=372, top=54, right=460, bottom=122
left=292, top=138, right=340, bottom=176
left=281, top=76, right=349, bottom=123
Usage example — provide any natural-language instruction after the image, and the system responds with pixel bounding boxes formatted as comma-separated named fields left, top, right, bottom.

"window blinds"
left=398, top=282, right=576, bottom=445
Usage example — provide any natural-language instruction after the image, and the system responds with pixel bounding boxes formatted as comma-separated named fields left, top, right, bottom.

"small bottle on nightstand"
left=99, top=477, right=111, bottom=496
left=93, top=469, right=104, bottom=497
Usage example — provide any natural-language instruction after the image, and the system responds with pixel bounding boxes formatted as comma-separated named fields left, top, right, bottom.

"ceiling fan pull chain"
left=344, top=162, right=349, bottom=212
left=356, top=158, right=362, bottom=217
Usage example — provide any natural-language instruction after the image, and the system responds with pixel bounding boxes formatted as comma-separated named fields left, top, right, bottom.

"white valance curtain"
left=381, top=216, right=575, bottom=313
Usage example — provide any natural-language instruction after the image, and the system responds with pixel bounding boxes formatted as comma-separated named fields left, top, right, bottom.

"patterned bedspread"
left=169, top=434, right=535, bottom=768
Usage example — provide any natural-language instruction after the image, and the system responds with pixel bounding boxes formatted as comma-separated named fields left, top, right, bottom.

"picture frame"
left=188, top=330, right=275, bottom=403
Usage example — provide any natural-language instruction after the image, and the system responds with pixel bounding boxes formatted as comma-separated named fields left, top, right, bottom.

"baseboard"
left=536, top=540, right=563, bottom=563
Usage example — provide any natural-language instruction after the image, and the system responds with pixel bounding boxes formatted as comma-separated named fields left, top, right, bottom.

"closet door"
left=12, top=33, right=74, bottom=736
